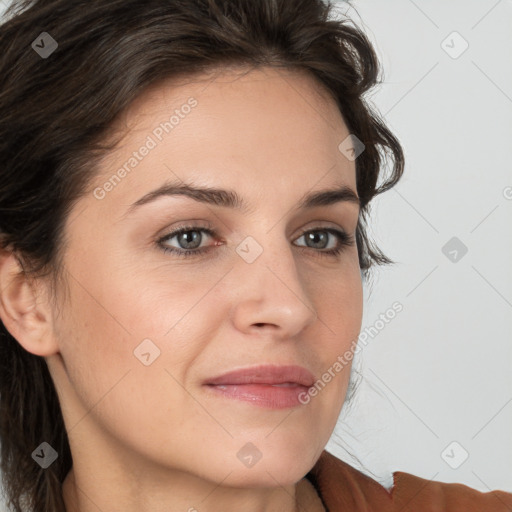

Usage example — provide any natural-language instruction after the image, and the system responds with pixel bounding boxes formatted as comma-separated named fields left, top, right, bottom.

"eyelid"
left=156, top=222, right=217, bottom=248
left=157, top=220, right=215, bottom=239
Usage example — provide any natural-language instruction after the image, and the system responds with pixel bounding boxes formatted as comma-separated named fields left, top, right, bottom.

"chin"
left=199, top=445, right=317, bottom=488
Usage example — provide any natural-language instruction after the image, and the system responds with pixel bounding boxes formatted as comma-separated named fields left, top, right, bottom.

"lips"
left=203, top=364, right=316, bottom=387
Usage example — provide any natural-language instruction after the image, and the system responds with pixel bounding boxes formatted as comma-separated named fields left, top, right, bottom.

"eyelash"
left=156, top=224, right=355, bottom=260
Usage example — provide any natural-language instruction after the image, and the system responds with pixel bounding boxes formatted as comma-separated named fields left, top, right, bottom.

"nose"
left=229, top=234, right=318, bottom=338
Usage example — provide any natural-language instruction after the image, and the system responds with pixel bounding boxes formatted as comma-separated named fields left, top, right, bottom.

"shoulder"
left=392, top=469, right=512, bottom=512
left=307, top=450, right=512, bottom=511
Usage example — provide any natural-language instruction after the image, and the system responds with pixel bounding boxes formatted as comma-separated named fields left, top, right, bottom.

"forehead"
left=119, top=65, right=344, bottom=130
left=89, top=65, right=356, bottom=215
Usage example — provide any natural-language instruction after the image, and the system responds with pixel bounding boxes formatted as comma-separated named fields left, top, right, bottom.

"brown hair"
left=0, top=0, right=404, bottom=510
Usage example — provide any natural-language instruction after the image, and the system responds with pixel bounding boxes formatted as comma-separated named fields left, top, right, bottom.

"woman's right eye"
left=157, top=226, right=218, bottom=258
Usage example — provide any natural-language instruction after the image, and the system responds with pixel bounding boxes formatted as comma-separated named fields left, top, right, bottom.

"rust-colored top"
left=306, top=450, right=512, bottom=511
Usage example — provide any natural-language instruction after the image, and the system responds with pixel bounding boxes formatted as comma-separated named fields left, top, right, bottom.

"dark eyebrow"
left=125, top=180, right=360, bottom=216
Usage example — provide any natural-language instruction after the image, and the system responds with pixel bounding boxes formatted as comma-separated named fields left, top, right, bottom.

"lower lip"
left=204, top=383, right=310, bottom=409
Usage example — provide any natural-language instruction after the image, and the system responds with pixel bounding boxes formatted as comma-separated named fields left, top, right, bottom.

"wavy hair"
left=0, top=0, right=404, bottom=510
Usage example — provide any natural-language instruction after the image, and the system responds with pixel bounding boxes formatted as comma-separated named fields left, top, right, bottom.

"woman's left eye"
left=157, top=225, right=355, bottom=259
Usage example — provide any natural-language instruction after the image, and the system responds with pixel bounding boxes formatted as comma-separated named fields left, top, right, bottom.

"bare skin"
left=0, top=65, right=362, bottom=512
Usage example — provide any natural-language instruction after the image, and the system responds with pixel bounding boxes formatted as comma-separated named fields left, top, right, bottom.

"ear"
left=0, top=248, right=59, bottom=357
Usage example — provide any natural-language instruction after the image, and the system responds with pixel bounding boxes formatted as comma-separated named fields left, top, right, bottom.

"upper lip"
left=203, top=364, right=316, bottom=387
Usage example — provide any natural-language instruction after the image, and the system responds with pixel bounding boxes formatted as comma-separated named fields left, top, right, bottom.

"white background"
left=0, top=0, right=511, bottom=506
left=327, top=0, right=512, bottom=493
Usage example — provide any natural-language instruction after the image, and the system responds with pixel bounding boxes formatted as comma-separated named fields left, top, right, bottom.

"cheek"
left=307, top=263, right=362, bottom=404
left=57, top=257, right=221, bottom=403
left=55, top=274, right=209, bottom=459
left=55, top=278, right=135, bottom=421
left=306, top=256, right=363, bottom=342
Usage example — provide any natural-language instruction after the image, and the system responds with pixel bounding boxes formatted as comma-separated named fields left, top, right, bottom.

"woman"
left=0, top=0, right=510, bottom=511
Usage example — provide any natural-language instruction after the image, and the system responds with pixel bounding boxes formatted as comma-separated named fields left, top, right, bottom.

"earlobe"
left=0, top=249, right=59, bottom=357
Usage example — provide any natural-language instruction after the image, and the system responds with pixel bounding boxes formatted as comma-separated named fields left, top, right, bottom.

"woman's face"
left=47, top=66, right=363, bottom=490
